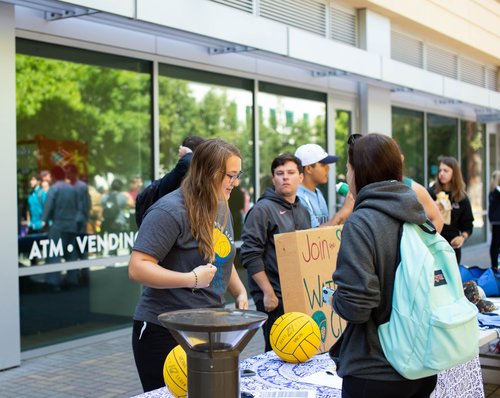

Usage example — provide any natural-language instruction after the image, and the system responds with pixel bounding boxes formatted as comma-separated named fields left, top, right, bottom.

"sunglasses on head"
left=347, top=133, right=363, bottom=145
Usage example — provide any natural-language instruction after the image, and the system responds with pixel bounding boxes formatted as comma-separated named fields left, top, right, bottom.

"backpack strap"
left=373, top=221, right=404, bottom=327
left=419, top=219, right=436, bottom=235
left=374, top=219, right=435, bottom=327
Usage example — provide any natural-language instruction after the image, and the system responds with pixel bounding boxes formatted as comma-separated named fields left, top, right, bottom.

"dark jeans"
left=255, top=298, right=284, bottom=353
left=132, top=320, right=178, bottom=393
left=342, top=375, right=437, bottom=398
left=490, top=225, right=500, bottom=270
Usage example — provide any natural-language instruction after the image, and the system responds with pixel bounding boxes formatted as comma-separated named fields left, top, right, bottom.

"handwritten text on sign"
left=275, top=226, right=346, bottom=352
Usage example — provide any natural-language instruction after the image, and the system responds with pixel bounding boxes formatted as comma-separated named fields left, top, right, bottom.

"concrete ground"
left=0, top=308, right=265, bottom=397
left=0, top=243, right=499, bottom=397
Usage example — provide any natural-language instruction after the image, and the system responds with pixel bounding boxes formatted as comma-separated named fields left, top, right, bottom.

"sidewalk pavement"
left=0, top=307, right=265, bottom=398
left=0, top=243, right=498, bottom=398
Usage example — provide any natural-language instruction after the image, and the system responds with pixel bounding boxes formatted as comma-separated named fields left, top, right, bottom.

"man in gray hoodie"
left=241, top=154, right=311, bottom=352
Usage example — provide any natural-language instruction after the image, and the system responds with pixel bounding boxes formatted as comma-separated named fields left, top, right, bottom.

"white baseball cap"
left=294, top=144, right=338, bottom=166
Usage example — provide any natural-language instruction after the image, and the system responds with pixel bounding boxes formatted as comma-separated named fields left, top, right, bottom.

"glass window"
left=17, top=40, right=151, bottom=267
left=257, top=82, right=327, bottom=195
left=461, top=121, right=486, bottom=245
left=334, top=110, right=351, bottom=209
left=392, top=107, right=425, bottom=183
left=16, top=39, right=151, bottom=349
left=158, top=65, right=254, bottom=241
left=490, top=133, right=497, bottom=173
left=334, top=110, right=351, bottom=178
left=20, top=261, right=138, bottom=351
left=427, top=113, right=458, bottom=186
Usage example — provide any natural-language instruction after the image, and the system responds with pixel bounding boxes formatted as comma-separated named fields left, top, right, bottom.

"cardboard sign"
left=275, top=226, right=346, bottom=353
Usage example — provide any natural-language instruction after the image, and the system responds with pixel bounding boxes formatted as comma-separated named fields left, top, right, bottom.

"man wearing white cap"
left=295, top=143, right=351, bottom=227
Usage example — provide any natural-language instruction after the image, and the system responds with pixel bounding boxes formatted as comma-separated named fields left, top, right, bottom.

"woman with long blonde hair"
left=128, top=138, right=248, bottom=392
left=427, top=156, right=474, bottom=263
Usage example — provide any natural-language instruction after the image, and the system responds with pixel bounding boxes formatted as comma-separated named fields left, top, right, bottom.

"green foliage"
left=334, top=110, right=350, bottom=179
left=257, top=103, right=326, bottom=191
left=17, top=54, right=152, bottom=185
left=16, top=55, right=82, bottom=118
left=392, top=108, right=424, bottom=183
left=427, top=114, right=459, bottom=181
left=16, top=52, right=325, bottom=201
left=157, top=78, right=255, bottom=189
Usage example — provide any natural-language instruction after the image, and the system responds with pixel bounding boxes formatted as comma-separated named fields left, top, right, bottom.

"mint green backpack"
left=378, top=221, right=479, bottom=380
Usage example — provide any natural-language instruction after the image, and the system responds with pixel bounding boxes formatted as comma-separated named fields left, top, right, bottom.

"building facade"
left=1, top=0, right=499, bottom=370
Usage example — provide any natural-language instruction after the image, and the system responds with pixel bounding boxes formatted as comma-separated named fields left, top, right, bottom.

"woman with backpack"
left=329, top=133, right=437, bottom=397
left=427, top=156, right=473, bottom=264
left=128, top=138, right=248, bottom=392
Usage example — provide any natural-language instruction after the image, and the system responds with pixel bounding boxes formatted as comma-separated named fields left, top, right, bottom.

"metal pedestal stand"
left=158, top=308, right=267, bottom=398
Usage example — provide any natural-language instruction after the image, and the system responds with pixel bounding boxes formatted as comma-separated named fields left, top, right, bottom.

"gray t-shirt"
left=133, top=188, right=235, bottom=325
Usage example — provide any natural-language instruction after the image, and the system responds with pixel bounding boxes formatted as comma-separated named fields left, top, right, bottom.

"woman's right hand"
left=191, top=264, right=217, bottom=288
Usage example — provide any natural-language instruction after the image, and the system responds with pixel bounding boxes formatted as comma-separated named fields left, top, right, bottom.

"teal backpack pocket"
left=424, top=299, right=479, bottom=370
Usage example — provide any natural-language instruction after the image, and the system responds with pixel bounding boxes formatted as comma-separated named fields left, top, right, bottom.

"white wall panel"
left=443, top=77, right=490, bottom=108
left=137, top=0, right=288, bottom=55
left=359, top=9, right=390, bottom=57
left=61, top=0, right=135, bottom=17
left=288, top=28, right=381, bottom=79
left=0, top=2, right=21, bottom=371
left=360, top=84, right=392, bottom=135
left=155, top=36, right=258, bottom=75
left=382, top=58, right=443, bottom=97
left=16, top=7, right=155, bottom=54
left=489, top=91, right=500, bottom=111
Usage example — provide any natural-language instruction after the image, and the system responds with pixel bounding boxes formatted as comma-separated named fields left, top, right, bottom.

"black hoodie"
left=331, top=180, right=426, bottom=381
left=240, top=187, right=311, bottom=302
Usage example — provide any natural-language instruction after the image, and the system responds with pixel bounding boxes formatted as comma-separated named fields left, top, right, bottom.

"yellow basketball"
left=163, top=345, right=187, bottom=398
left=270, top=312, right=321, bottom=363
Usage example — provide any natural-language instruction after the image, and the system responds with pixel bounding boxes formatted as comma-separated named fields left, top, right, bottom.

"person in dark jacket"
left=330, top=133, right=437, bottom=398
left=240, top=153, right=311, bottom=352
left=427, top=156, right=474, bottom=264
left=158, top=135, right=205, bottom=197
left=134, top=136, right=205, bottom=228
left=42, top=165, right=80, bottom=288
left=489, top=170, right=500, bottom=273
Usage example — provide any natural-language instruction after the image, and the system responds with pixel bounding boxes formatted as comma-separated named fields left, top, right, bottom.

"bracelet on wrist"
left=192, top=270, right=198, bottom=293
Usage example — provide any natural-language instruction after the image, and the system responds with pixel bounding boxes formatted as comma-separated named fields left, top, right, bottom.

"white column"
left=359, top=84, right=392, bottom=135
left=358, top=9, right=392, bottom=135
left=358, top=9, right=391, bottom=58
left=327, top=92, right=336, bottom=214
left=0, top=2, right=21, bottom=370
